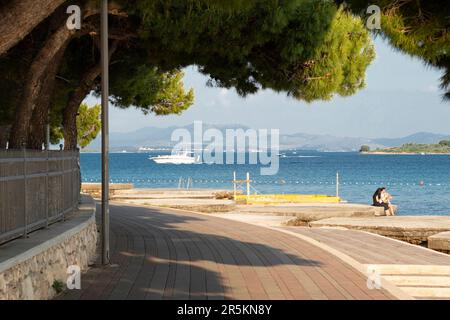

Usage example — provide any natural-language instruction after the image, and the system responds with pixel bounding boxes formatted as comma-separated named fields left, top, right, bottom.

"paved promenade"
left=58, top=203, right=393, bottom=300
left=284, top=227, right=450, bottom=299
left=209, top=212, right=450, bottom=299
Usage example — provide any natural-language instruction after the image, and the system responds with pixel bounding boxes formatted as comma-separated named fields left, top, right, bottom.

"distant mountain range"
left=84, top=124, right=450, bottom=152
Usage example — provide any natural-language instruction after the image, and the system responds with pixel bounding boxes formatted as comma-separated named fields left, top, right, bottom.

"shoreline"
left=362, top=151, right=450, bottom=155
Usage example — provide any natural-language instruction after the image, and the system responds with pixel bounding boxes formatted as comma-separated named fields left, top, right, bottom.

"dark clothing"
left=372, top=194, right=378, bottom=206
left=373, top=202, right=389, bottom=210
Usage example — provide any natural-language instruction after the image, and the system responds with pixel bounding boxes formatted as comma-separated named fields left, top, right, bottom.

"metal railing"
left=0, top=149, right=80, bottom=245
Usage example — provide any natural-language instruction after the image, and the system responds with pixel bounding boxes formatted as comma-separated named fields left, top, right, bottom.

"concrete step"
left=236, top=204, right=385, bottom=222
left=370, top=264, right=450, bottom=276
left=114, top=188, right=229, bottom=195
left=384, top=275, right=450, bottom=287
left=111, top=194, right=214, bottom=200
left=367, top=264, right=450, bottom=299
left=398, top=286, right=450, bottom=299
left=311, top=216, right=450, bottom=245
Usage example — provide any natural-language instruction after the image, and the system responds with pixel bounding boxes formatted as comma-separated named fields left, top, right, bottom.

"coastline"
left=361, top=151, right=450, bottom=155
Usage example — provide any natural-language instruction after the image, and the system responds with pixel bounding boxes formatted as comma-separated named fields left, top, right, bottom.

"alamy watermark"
left=366, top=5, right=381, bottom=30
left=66, top=265, right=81, bottom=290
left=170, top=121, right=279, bottom=175
left=366, top=265, right=382, bottom=290
left=66, top=5, right=81, bottom=30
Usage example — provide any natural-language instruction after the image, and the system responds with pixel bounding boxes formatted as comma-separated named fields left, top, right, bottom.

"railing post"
left=62, top=152, right=65, bottom=222
left=246, top=172, right=250, bottom=199
left=46, top=124, right=50, bottom=150
left=73, top=151, right=78, bottom=207
left=70, top=152, right=73, bottom=212
left=23, top=146, right=28, bottom=238
left=77, top=150, right=81, bottom=204
left=336, top=171, right=339, bottom=199
left=45, top=148, right=49, bottom=228
left=233, top=171, right=237, bottom=200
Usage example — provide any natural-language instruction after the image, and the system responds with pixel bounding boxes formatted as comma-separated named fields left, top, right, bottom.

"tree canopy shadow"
left=71, top=202, right=325, bottom=300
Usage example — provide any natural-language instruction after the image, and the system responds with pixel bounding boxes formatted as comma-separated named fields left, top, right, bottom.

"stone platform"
left=235, top=203, right=386, bottom=224
left=310, top=216, right=450, bottom=245
left=428, top=231, right=450, bottom=253
left=110, top=188, right=236, bottom=212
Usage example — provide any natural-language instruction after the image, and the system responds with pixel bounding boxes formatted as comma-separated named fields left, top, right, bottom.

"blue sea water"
left=80, top=151, right=450, bottom=216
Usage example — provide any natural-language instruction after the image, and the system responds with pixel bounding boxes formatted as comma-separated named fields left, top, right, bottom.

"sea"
left=80, top=151, right=450, bottom=216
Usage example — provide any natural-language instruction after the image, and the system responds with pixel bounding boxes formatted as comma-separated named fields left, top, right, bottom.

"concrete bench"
left=428, top=231, right=450, bottom=253
left=372, top=204, right=398, bottom=216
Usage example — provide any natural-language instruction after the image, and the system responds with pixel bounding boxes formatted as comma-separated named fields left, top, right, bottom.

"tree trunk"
left=27, top=47, right=67, bottom=150
left=63, top=42, right=118, bottom=150
left=0, top=125, right=11, bottom=149
left=0, top=0, right=66, bottom=56
left=8, top=23, right=75, bottom=149
left=63, top=65, right=101, bottom=150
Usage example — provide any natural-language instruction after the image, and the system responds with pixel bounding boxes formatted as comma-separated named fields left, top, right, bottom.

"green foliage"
left=48, top=35, right=194, bottom=146
left=76, top=103, right=101, bottom=148
left=52, top=279, right=64, bottom=294
left=108, top=66, right=194, bottom=115
left=130, top=0, right=374, bottom=101
left=374, top=142, right=450, bottom=154
left=360, top=145, right=370, bottom=152
left=293, top=8, right=375, bottom=101
left=51, top=103, right=101, bottom=148
left=438, top=140, right=450, bottom=147
left=1, top=0, right=378, bottom=145
left=344, top=0, right=450, bottom=99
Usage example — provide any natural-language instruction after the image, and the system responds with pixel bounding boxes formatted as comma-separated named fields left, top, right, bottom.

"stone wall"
left=0, top=211, right=97, bottom=300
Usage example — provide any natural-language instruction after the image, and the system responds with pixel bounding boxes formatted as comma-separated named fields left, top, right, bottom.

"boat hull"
left=151, top=158, right=197, bottom=164
left=149, top=154, right=199, bottom=164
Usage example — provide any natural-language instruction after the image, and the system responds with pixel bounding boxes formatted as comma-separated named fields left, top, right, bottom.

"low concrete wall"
left=310, top=216, right=450, bottom=245
left=81, top=183, right=134, bottom=199
left=0, top=196, right=97, bottom=300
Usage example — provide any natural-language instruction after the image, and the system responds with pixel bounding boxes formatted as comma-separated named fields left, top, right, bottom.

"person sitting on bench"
left=372, top=187, right=395, bottom=216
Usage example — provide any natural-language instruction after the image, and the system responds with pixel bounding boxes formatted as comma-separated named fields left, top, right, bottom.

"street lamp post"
left=100, top=0, right=110, bottom=265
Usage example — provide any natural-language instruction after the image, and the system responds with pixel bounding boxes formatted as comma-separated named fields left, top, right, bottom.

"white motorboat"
left=149, top=152, right=200, bottom=164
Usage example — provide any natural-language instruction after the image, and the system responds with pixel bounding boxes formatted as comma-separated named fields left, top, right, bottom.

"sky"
left=85, top=36, right=450, bottom=139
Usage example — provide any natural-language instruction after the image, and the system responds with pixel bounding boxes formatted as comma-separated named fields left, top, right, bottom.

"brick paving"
left=58, top=203, right=394, bottom=300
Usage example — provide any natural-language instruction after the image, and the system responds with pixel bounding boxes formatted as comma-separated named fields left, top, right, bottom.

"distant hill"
left=87, top=123, right=253, bottom=151
left=372, top=132, right=450, bottom=147
left=369, top=140, right=450, bottom=154
left=279, top=133, right=383, bottom=152
left=84, top=124, right=450, bottom=152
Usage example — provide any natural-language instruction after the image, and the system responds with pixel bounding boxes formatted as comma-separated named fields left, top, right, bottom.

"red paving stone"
left=58, top=203, right=395, bottom=300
